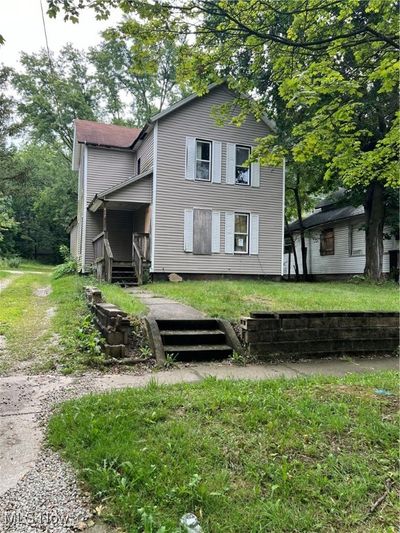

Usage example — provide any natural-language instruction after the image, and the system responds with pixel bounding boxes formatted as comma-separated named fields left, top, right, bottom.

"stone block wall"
left=85, top=286, right=132, bottom=357
left=239, top=311, right=399, bottom=360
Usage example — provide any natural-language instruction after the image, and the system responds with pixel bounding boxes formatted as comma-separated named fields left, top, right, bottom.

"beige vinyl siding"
left=86, top=147, right=135, bottom=204
left=106, top=175, right=152, bottom=203
left=135, top=129, right=154, bottom=174
left=284, top=218, right=398, bottom=275
left=83, top=147, right=135, bottom=267
left=154, top=85, right=283, bottom=275
left=76, top=155, right=84, bottom=267
left=85, top=211, right=103, bottom=266
left=69, top=223, right=78, bottom=258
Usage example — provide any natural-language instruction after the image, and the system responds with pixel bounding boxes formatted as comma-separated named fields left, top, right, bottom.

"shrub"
left=53, top=245, right=77, bottom=279
left=0, top=255, right=22, bottom=269
left=8, top=256, right=22, bottom=268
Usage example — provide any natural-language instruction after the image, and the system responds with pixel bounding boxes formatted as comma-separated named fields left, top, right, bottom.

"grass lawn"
left=0, top=272, right=146, bottom=374
left=0, top=272, right=55, bottom=372
left=145, top=280, right=399, bottom=319
left=49, top=275, right=147, bottom=372
left=97, top=280, right=147, bottom=316
left=19, top=260, right=55, bottom=272
left=48, top=370, right=399, bottom=532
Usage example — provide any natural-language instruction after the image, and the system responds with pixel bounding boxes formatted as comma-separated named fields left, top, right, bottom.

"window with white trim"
left=195, top=140, right=212, bottom=181
left=235, top=145, right=251, bottom=185
left=234, top=213, right=249, bottom=253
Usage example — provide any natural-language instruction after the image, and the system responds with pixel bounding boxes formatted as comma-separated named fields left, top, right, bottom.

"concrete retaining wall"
left=239, top=311, right=399, bottom=360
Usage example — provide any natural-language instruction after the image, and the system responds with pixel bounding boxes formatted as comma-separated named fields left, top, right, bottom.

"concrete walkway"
left=127, top=287, right=205, bottom=319
left=0, top=356, right=398, bottom=497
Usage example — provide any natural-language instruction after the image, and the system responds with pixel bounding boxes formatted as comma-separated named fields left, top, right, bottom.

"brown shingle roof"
left=74, top=119, right=141, bottom=149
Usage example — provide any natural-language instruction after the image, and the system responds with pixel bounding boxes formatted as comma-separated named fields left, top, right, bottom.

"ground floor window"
left=234, top=213, right=249, bottom=253
left=320, top=228, right=334, bottom=256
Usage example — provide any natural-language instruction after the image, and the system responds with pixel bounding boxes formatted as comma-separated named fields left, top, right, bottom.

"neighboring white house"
left=284, top=195, right=399, bottom=279
left=70, top=84, right=284, bottom=284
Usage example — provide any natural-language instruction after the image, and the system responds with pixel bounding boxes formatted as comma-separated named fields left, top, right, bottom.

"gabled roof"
left=149, top=82, right=276, bottom=132
left=287, top=205, right=364, bottom=233
left=74, top=119, right=141, bottom=149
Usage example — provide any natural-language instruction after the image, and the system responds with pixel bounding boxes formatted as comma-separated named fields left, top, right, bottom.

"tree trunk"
left=285, top=216, right=299, bottom=280
left=293, top=186, right=309, bottom=279
left=363, top=180, right=385, bottom=281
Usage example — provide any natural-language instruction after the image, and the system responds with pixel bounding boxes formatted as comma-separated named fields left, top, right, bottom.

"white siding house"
left=284, top=199, right=399, bottom=278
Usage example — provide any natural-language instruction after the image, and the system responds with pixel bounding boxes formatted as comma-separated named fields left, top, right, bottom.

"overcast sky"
left=0, top=0, right=121, bottom=68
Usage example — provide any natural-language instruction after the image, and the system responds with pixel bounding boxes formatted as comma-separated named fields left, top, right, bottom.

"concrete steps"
left=159, top=319, right=233, bottom=360
left=145, top=318, right=243, bottom=363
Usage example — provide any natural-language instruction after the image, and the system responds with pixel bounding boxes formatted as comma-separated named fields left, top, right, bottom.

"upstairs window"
left=234, top=213, right=249, bottom=254
left=196, top=140, right=212, bottom=181
left=320, top=228, right=334, bottom=256
left=235, top=145, right=251, bottom=185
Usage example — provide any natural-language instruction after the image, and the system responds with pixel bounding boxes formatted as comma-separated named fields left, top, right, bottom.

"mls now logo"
left=3, top=511, right=72, bottom=528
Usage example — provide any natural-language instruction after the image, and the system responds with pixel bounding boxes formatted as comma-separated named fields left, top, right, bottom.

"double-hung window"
left=234, top=213, right=249, bottom=253
left=196, top=140, right=212, bottom=181
left=235, top=145, right=251, bottom=185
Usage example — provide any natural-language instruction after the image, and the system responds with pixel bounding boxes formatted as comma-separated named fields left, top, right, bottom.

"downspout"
left=281, top=157, right=286, bottom=277
left=150, top=122, right=158, bottom=273
left=82, top=144, right=88, bottom=273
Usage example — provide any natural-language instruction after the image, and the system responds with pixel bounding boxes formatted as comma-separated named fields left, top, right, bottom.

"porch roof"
left=88, top=167, right=153, bottom=212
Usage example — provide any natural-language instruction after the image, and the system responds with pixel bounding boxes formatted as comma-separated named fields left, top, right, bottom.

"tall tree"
left=13, top=44, right=102, bottom=152
left=90, top=22, right=188, bottom=126
left=48, top=0, right=399, bottom=280
left=0, top=65, right=19, bottom=250
left=0, top=143, right=77, bottom=261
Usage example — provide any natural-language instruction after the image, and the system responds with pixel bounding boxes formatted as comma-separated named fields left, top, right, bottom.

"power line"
left=39, top=0, right=53, bottom=67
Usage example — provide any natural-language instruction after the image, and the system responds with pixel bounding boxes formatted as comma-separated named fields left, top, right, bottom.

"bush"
left=0, top=255, right=22, bottom=269
left=53, top=245, right=77, bottom=279
left=8, top=256, right=22, bottom=268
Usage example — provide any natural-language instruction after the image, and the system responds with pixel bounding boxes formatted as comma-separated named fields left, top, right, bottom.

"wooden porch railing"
left=93, top=231, right=114, bottom=282
left=104, top=237, right=114, bottom=282
left=132, top=232, right=150, bottom=285
left=93, top=232, right=104, bottom=262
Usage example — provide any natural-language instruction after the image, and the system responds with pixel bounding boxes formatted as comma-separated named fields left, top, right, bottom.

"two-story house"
left=69, top=84, right=284, bottom=284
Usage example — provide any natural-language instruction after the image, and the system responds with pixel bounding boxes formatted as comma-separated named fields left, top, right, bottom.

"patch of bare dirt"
left=243, top=294, right=273, bottom=307
left=34, top=286, right=52, bottom=297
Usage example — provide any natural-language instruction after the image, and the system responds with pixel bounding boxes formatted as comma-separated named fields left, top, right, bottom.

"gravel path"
left=0, top=356, right=398, bottom=532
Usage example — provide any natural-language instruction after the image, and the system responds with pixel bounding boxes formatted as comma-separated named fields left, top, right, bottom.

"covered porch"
left=91, top=199, right=151, bottom=285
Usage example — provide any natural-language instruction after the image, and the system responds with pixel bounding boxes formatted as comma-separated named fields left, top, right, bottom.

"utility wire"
left=39, top=0, right=53, bottom=69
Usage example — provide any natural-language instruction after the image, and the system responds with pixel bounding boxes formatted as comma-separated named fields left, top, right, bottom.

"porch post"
left=103, top=202, right=108, bottom=237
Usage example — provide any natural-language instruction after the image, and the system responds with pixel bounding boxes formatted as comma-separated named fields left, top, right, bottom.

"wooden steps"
left=111, top=263, right=138, bottom=287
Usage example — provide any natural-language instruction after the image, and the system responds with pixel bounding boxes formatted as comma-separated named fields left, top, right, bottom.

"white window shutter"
left=225, top=212, right=234, bottom=254
left=185, top=137, right=196, bottom=180
left=250, top=213, right=259, bottom=255
left=211, top=141, right=222, bottom=183
left=184, top=209, right=193, bottom=252
left=251, top=160, right=260, bottom=187
left=226, top=143, right=235, bottom=185
left=212, top=211, right=220, bottom=253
